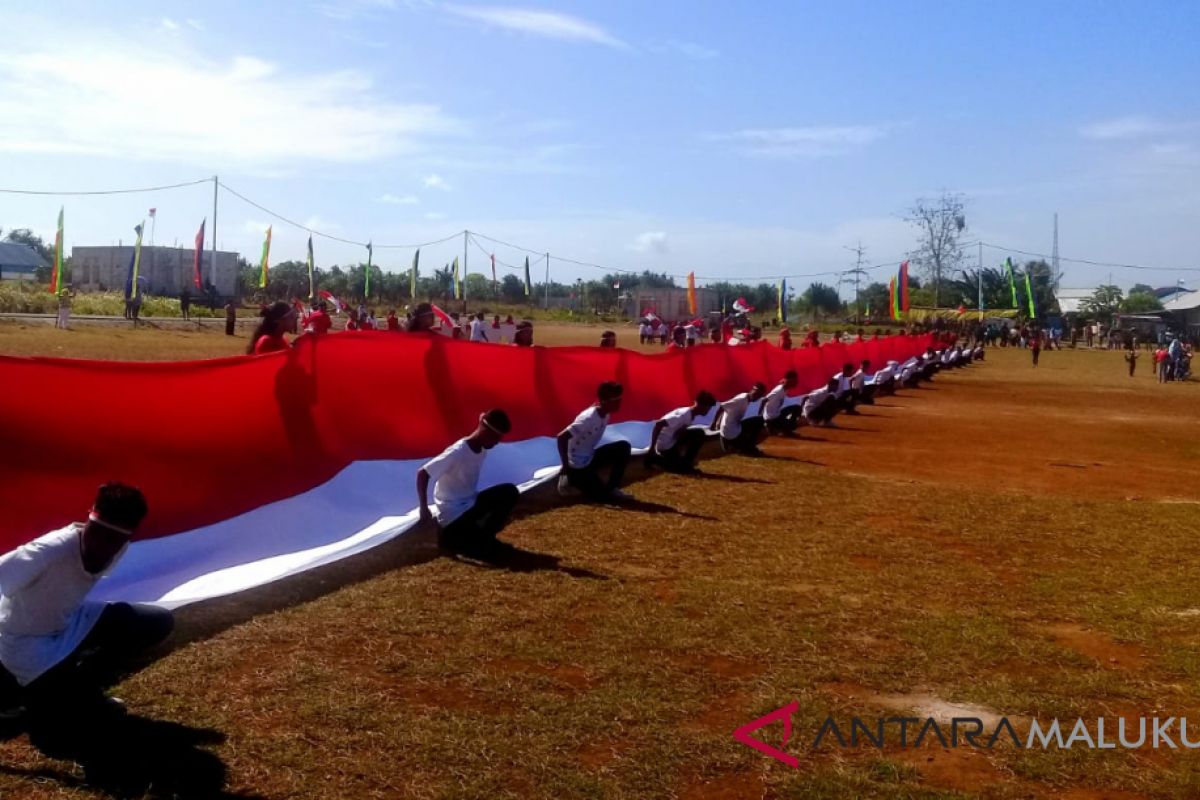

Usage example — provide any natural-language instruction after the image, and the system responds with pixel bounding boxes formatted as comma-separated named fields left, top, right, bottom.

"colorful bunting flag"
left=50, top=207, right=64, bottom=294
left=776, top=278, right=787, bottom=323
left=1005, top=257, right=1017, bottom=308
left=1024, top=270, right=1036, bottom=318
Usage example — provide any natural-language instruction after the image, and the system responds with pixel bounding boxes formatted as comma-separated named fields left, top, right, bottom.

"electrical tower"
left=842, top=241, right=869, bottom=325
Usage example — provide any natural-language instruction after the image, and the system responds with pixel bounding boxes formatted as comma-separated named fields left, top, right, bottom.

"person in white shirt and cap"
left=645, top=391, right=717, bottom=473
left=418, top=409, right=519, bottom=558
left=713, top=382, right=768, bottom=455
left=0, top=482, right=173, bottom=718
left=763, top=370, right=804, bottom=435
left=469, top=311, right=490, bottom=342
left=557, top=382, right=632, bottom=501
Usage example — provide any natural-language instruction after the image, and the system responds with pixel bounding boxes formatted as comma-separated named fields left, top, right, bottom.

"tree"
left=463, top=273, right=492, bottom=300
left=431, top=265, right=454, bottom=301
left=1130, top=283, right=1156, bottom=297
left=1121, top=291, right=1163, bottom=313
left=1081, top=285, right=1123, bottom=325
left=905, top=193, right=968, bottom=307
left=500, top=273, right=525, bottom=303
left=802, top=282, right=842, bottom=316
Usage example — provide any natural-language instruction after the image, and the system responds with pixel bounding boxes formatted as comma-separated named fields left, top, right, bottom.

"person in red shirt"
left=386, top=309, right=401, bottom=331
left=248, top=301, right=296, bottom=354
left=306, top=301, right=333, bottom=335
left=803, top=329, right=820, bottom=348
left=668, top=326, right=687, bottom=349
left=778, top=327, right=793, bottom=350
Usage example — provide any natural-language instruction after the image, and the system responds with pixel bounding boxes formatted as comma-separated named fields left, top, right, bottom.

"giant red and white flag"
left=0, top=333, right=936, bottom=608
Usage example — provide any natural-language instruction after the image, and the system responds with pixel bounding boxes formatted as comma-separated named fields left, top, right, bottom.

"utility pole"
left=843, top=241, right=868, bottom=325
left=544, top=252, right=550, bottom=310
left=978, top=241, right=983, bottom=311
left=211, top=175, right=219, bottom=294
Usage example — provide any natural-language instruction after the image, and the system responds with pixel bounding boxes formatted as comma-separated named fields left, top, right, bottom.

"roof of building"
left=1054, top=287, right=1097, bottom=314
left=0, top=242, right=48, bottom=271
left=1163, top=289, right=1200, bottom=312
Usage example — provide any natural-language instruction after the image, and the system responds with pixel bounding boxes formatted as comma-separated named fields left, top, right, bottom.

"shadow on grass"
left=0, top=707, right=262, bottom=799
left=450, top=545, right=608, bottom=579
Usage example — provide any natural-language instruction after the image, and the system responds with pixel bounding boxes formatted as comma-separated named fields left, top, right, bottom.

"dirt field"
left=1, top=338, right=1199, bottom=799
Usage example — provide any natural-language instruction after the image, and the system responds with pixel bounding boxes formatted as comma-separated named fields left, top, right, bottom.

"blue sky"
left=1, top=0, right=1198, bottom=293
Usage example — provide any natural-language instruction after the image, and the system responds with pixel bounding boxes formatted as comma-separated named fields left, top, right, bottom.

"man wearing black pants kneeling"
left=0, top=483, right=174, bottom=721
left=419, top=409, right=519, bottom=558
left=714, top=382, right=767, bottom=455
left=557, top=381, right=632, bottom=502
left=646, top=391, right=717, bottom=473
left=763, top=370, right=803, bottom=435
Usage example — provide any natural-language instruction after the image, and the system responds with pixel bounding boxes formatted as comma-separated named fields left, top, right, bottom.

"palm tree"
left=432, top=265, right=453, bottom=302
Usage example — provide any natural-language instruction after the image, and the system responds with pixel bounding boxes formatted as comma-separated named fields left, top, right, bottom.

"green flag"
left=1024, top=270, right=1036, bottom=318
left=776, top=278, right=787, bottom=323
left=1005, top=257, right=1017, bottom=308
left=410, top=249, right=419, bottom=299
left=258, top=226, right=272, bottom=289
left=523, top=256, right=532, bottom=296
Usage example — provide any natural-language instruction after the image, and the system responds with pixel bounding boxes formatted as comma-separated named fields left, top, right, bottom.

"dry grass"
left=1, top=342, right=1199, bottom=799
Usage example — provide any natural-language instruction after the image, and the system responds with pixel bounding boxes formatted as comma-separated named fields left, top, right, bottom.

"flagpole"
left=978, top=241, right=983, bottom=313
left=211, top=175, right=219, bottom=298
left=544, top=252, right=550, bottom=310
left=462, top=230, right=468, bottom=311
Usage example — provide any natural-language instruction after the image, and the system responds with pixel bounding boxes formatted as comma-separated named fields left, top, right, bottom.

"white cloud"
left=0, top=35, right=453, bottom=165
left=713, top=125, right=888, bottom=158
left=423, top=173, right=450, bottom=190
left=631, top=231, right=669, bottom=254
left=313, top=0, right=397, bottom=21
left=647, top=39, right=718, bottom=59
left=444, top=5, right=626, bottom=48
left=380, top=193, right=420, bottom=204
left=185, top=18, right=205, bottom=31
left=1079, top=116, right=1166, bottom=140
left=424, top=211, right=448, bottom=221
left=303, top=215, right=340, bottom=232
left=160, top=17, right=180, bottom=32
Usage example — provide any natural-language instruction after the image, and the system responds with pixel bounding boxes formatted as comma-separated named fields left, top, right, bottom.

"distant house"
left=1053, top=287, right=1097, bottom=316
left=1163, top=289, right=1200, bottom=334
left=0, top=242, right=48, bottom=281
left=70, top=245, right=240, bottom=299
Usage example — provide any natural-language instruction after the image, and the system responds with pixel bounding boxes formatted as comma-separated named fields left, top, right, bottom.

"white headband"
left=88, top=511, right=135, bottom=537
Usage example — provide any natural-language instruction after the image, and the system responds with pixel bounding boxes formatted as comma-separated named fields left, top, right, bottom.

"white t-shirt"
left=0, top=524, right=127, bottom=685
left=638, top=323, right=652, bottom=337
left=563, top=406, right=608, bottom=468
left=833, top=373, right=852, bottom=396
left=718, top=393, right=752, bottom=439
left=802, top=387, right=831, bottom=416
left=685, top=324, right=698, bottom=342
left=655, top=406, right=696, bottom=453
left=762, top=383, right=788, bottom=421
left=421, top=438, right=486, bottom=525
left=470, top=318, right=489, bottom=342
left=850, top=369, right=865, bottom=392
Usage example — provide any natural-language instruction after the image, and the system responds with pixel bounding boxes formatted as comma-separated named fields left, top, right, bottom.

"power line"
left=981, top=241, right=1200, bottom=273
left=0, top=178, right=212, bottom=196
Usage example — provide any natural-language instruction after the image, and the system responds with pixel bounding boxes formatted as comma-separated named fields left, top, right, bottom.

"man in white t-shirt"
left=557, top=382, right=631, bottom=501
left=714, top=382, right=767, bottom=455
left=645, top=391, right=717, bottom=473
left=469, top=311, right=489, bottom=342
left=0, top=482, right=173, bottom=716
left=763, top=370, right=803, bottom=436
left=802, top=377, right=841, bottom=426
left=418, top=409, right=519, bottom=557
left=833, top=363, right=862, bottom=415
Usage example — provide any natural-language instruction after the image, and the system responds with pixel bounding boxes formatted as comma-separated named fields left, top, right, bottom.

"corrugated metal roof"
left=0, top=242, right=48, bottom=270
left=1163, top=289, right=1200, bottom=312
left=1055, top=287, right=1097, bottom=314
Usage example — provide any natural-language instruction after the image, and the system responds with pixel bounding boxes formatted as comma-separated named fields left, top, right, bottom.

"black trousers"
left=22, top=602, right=174, bottom=709
left=566, top=440, right=631, bottom=499
left=650, top=427, right=706, bottom=472
left=722, top=417, right=765, bottom=452
left=1032, top=348, right=1041, bottom=366
left=439, top=483, right=519, bottom=552
left=838, top=392, right=858, bottom=414
left=766, top=406, right=802, bottom=433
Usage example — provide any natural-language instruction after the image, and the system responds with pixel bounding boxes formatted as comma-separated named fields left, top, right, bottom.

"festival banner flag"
left=898, top=260, right=910, bottom=312
left=776, top=278, right=787, bottom=323
left=364, top=242, right=373, bottom=297
left=258, top=226, right=272, bottom=289
left=523, top=256, right=532, bottom=297
left=50, top=207, right=64, bottom=294
left=193, top=219, right=206, bottom=290
left=888, top=276, right=897, bottom=321
left=687, top=271, right=698, bottom=316
left=490, top=253, right=497, bottom=289
left=1024, top=270, right=1036, bottom=318
left=410, top=249, right=419, bottom=299
left=304, top=237, right=314, bottom=303
left=452, top=257, right=461, bottom=299
left=126, top=222, right=145, bottom=300
left=1005, top=257, right=1017, bottom=308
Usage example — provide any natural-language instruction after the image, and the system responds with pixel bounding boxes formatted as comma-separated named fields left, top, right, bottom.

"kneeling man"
left=557, top=382, right=632, bottom=502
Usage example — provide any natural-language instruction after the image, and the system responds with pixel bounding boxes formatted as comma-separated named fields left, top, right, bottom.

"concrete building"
left=70, top=245, right=241, bottom=298
left=0, top=242, right=47, bottom=281
left=621, top=287, right=720, bottom=319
